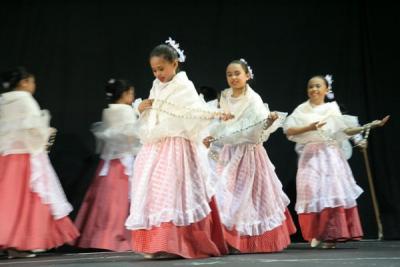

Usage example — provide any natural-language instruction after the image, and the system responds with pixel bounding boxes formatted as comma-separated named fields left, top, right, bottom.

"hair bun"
left=104, top=79, right=134, bottom=103
left=1, top=66, right=32, bottom=91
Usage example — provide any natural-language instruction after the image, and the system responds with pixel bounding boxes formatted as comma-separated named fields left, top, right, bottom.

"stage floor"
left=1, top=241, right=399, bottom=267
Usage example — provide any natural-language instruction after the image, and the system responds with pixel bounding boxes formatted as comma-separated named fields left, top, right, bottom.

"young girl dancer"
left=284, top=74, right=389, bottom=248
left=125, top=38, right=231, bottom=259
left=0, top=67, right=79, bottom=258
left=204, top=59, right=296, bottom=253
left=74, top=79, right=140, bottom=251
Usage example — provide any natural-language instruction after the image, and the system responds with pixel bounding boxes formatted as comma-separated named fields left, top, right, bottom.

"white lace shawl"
left=0, top=91, right=73, bottom=219
left=283, top=101, right=360, bottom=159
left=0, top=91, right=51, bottom=154
left=92, top=104, right=141, bottom=161
left=92, top=104, right=140, bottom=177
left=210, top=85, right=285, bottom=145
left=30, top=152, right=73, bottom=219
left=138, top=72, right=217, bottom=144
left=283, top=101, right=360, bottom=142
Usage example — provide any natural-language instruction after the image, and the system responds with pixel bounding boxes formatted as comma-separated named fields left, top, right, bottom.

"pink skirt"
left=215, top=144, right=295, bottom=253
left=295, top=143, right=363, bottom=213
left=295, top=142, right=363, bottom=242
left=298, top=206, right=363, bottom=242
left=131, top=198, right=228, bottom=259
left=0, top=154, right=79, bottom=251
left=224, top=209, right=296, bottom=253
left=127, top=137, right=228, bottom=258
left=74, top=159, right=131, bottom=251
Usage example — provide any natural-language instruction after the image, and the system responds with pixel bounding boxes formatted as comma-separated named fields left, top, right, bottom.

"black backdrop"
left=1, top=0, right=399, bottom=241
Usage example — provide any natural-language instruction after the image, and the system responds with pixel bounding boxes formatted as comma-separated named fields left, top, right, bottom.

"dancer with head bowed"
left=0, top=67, right=79, bottom=258
left=125, top=38, right=233, bottom=259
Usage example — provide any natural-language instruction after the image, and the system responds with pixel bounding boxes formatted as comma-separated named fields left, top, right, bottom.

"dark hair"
left=105, top=79, right=134, bottom=103
left=308, top=75, right=329, bottom=88
left=150, top=44, right=182, bottom=72
left=198, top=85, right=219, bottom=102
left=150, top=44, right=179, bottom=62
left=228, top=59, right=253, bottom=80
left=1, top=66, right=34, bottom=91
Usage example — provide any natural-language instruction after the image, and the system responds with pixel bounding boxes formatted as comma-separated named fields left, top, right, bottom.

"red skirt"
left=74, top=159, right=131, bottom=251
left=131, top=198, right=228, bottom=259
left=298, top=206, right=363, bottom=242
left=223, top=209, right=296, bottom=253
left=0, top=154, right=79, bottom=250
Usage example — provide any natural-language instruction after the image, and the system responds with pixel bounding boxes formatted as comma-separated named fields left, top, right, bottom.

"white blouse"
left=0, top=91, right=52, bottom=155
left=92, top=104, right=141, bottom=177
left=138, top=72, right=216, bottom=144
left=0, top=90, right=73, bottom=219
left=210, top=85, right=286, bottom=145
left=283, top=100, right=359, bottom=144
left=283, top=101, right=360, bottom=159
left=93, top=104, right=141, bottom=160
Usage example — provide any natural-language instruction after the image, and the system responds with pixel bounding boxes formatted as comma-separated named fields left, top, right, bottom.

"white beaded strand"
left=209, top=113, right=286, bottom=161
left=146, top=99, right=221, bottom=120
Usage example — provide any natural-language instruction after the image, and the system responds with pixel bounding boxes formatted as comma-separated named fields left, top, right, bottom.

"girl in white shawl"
left=0, top=67, right=79, bottom=258
left=283, top=75, right=389, bottom=248
left=74, top=79, right=140, bottom=251
left=125, top=39, right=231, bottom=259
left=203, top=59, right=296, bottom=253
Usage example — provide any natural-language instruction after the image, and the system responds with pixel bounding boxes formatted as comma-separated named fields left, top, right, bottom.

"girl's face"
left=17, top=76, right=36, bottom=94
left=150, top=56, right=178, bottom=83
left=120, top=87, right=135, bottom=105
left=307, top=77, right=328, bottom=105
left=226, top=63, right=249, bottom=90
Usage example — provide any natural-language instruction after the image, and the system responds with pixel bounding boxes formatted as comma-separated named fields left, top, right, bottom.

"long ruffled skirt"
left=0, top=154, right=79, bottom=251
left=126, top=137, right=228, bottom=258
left=296, top=143, right=363, bottom=241
left=216, top=144, right=296, bottom=253
left=74, top=159, right=131, bottom=251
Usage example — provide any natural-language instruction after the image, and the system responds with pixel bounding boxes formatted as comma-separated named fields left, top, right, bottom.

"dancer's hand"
left=138, top=99, right=153, bottom=113
left=267, top=112, right=278, bottom=126
left=356, top=139, right=368, bottom=150
left=268, top=112, right=278, bottom=121
left=367, top=115, right=390, bottom=129
left=203, top=136, right=215, bottom=148
left=308, top=121, right=327, bottom=131
left=219, top=113, right=234, bottom=121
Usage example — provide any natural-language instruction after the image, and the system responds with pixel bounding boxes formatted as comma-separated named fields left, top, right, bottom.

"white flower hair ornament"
left=165, top=37, right=186, bottom=63
left=240, top=58, right=254, bottom=79
left=106, top=79, right=116, bottom=97
left=324, top=74, right=334, bottom=99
